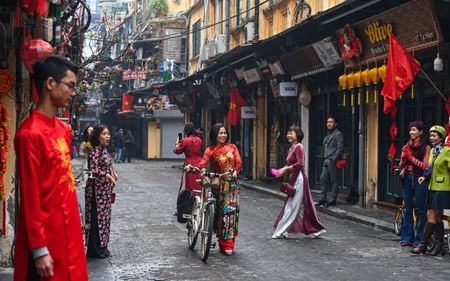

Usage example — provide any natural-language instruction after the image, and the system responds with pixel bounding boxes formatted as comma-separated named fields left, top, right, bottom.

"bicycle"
left=183, top=166, right=234, bottom=263
left=393, top=198, right=418, bottom=236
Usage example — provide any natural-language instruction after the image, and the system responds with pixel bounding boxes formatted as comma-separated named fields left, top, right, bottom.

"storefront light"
left=434, top=52, right=444, bottom=72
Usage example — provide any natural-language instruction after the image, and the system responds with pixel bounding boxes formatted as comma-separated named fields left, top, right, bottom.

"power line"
left=83, top=0, right=270, bottom=45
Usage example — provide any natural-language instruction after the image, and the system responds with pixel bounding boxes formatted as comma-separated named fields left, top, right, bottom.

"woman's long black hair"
left=91, top=125, right=109, bottom=147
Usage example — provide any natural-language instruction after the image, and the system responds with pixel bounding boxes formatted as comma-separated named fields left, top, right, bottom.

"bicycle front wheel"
left=200, top=203, right=214, bottom=263
left=187, top=203, right=200, bottom=250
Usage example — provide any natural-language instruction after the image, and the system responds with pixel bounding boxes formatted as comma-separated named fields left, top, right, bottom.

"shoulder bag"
left=279, top=173, right=296, bottom=197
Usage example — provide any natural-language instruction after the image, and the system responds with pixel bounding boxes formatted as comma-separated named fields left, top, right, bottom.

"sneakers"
left=312, top=229, right=326, bottom=239
left=224, top=250, right=233, bottom=256
left=271, top=233, right=288, bottom=239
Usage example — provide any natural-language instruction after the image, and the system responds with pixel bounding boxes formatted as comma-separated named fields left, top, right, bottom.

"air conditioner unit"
left=215, top=34, right=226, bottom=54
left=244, top=21, right=255, bottom=42
left=208, top=41, right=217, bottom=58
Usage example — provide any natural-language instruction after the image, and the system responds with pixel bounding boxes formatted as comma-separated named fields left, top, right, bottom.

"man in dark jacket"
left=123, top=130, right=136, bottom=163
left=317, top=115, right=344, bottom=207
left=113, top=128, right=125, bottom=163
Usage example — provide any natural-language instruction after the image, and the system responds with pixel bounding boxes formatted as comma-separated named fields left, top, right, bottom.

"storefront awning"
left=128, top=83, right=165, bottom=97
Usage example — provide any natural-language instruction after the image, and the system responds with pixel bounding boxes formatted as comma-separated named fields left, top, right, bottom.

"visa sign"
left=279, top=82, right=298, bottom=97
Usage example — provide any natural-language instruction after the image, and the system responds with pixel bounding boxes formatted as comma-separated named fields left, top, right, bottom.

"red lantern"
left=21, top=39, right=53, bottom=73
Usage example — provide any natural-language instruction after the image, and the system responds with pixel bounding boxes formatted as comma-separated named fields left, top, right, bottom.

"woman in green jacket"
left=412, top=125, right=449, bottom=256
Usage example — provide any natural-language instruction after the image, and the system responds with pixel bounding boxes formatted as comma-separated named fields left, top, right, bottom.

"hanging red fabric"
left=228, top=88, right=247, bottom=126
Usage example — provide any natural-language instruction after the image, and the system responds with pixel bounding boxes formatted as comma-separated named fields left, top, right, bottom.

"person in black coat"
left=123, top=130, right=136, bottom=163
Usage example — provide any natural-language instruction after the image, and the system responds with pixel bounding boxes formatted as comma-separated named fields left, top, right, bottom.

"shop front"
left=339, top=0, right=449, bottom=204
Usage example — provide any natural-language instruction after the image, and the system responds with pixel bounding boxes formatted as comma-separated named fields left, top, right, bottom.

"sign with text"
left=163, top=28, right=182, bottom=62
left=241, top=106, right=257, bottom=119
left=122, top=70, right=148, bottom=81
left=338, top=0, right=442, bottom=62
left=312, top=38, right=341, bottom=67
left=279, top=82, right=298, bottom=97
left=242, top=68, right=262, bottom=84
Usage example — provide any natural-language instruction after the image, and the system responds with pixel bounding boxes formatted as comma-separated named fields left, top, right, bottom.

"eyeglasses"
left=55, top=80, right=77, bottom=92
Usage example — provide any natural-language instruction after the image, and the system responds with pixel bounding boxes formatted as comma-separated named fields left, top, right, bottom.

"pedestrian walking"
left=13, top=55, right=88, bottom=280
left=412, top=125, right=450, bottom=256
left=113, top=128, right=124, bottom=163
left=174, top=123, right=203, bottom=222
left=198, top=123, right=242, bottom=255
left=123, top=130, right=136, bottom=163
left=174, top=123, right=203, bottom=191
left=85, top=124, right=118, bottom=258
left=397, top=121, right=430, bottom=248
left=71, top=129, right=79, bottom=158
left=317, top=115, right=344, bottom=207
left=272, top=125, right=326, bottom=239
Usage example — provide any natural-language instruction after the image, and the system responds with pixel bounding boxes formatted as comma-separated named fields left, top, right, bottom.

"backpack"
left=176, top=189, right=194, bottom=223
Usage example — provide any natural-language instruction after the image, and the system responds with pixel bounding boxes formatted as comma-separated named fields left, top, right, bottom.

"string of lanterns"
left=338, top=64, right=386, bottom=107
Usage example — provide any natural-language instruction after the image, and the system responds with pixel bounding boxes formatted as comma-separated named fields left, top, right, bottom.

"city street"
left=76, top=159, right=450, bottom=281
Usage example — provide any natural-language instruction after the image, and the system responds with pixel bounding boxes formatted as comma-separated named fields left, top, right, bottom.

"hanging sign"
left=241, top=106, right=256, bottom=119
left=279, top=82, right=298, bottom=97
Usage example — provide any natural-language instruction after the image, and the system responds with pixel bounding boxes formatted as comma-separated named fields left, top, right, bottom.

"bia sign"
left=279, top=82, right=298, bottom=97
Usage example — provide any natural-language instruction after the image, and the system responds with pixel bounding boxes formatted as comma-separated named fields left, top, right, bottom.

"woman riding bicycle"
left=198, top=123, right=242, bottom=256
left=398, top=121, right=430, bottom=248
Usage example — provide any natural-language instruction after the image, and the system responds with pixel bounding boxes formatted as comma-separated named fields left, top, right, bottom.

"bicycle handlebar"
left=184, top=165, right=236, bottom=179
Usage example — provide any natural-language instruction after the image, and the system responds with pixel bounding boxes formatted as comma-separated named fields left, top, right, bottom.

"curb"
left=241, top=182, right=395, bottom=234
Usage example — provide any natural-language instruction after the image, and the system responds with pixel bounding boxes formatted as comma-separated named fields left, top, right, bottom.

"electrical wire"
left=83, top=0, right=270, bottom=45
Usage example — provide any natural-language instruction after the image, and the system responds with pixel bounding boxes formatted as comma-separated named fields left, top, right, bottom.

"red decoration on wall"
left=338, top=24, right=362, bottom=66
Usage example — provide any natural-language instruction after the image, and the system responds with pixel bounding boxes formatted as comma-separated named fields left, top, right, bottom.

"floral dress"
left=199, top=143, right=242, bottom=242
left=85, top=145, right=115, bottom=256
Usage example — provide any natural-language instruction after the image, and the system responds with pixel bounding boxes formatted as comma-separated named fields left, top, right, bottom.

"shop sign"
left=279, top=82, right=298, bottom=97
left=341, top=0, right=442, bottom=63
left=122, top=70, right=148, bottom=81
left=312, top=38, right=341, bottom=67
left=241, top=106, right=256, bottom=119
left=163, top=28, right=182, bottom=62
left=242, top=68, right=262, bottom=84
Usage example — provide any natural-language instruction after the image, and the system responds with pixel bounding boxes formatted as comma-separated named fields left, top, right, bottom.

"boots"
left=411, top=222, right=435, bottom=254
left=428, top=221, right=446, bottom=256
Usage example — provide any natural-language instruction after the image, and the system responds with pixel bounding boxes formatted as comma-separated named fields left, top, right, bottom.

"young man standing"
left=317, top=115, right=344, bottom=207
left=14, top=56, right=88, bottom=281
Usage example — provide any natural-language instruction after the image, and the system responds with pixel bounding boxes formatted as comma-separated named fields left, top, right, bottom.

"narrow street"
left=75, top=160, right=450, bottom=281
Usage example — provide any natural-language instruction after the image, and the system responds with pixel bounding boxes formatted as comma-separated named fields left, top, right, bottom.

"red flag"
left=381, top=34, right=421, bottom=114
left=228, top=88, right=247, bottom=126
left=122, top=93, right=134, bottom=111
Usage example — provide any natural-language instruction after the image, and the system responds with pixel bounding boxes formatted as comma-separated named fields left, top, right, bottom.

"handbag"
left=280, top=182, right=296, bottom=197
left=279, top=174, right=296, bottom=197
left=111, top=192, right=116, bottom=204
left=336, top=159, right=348, bottom=169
